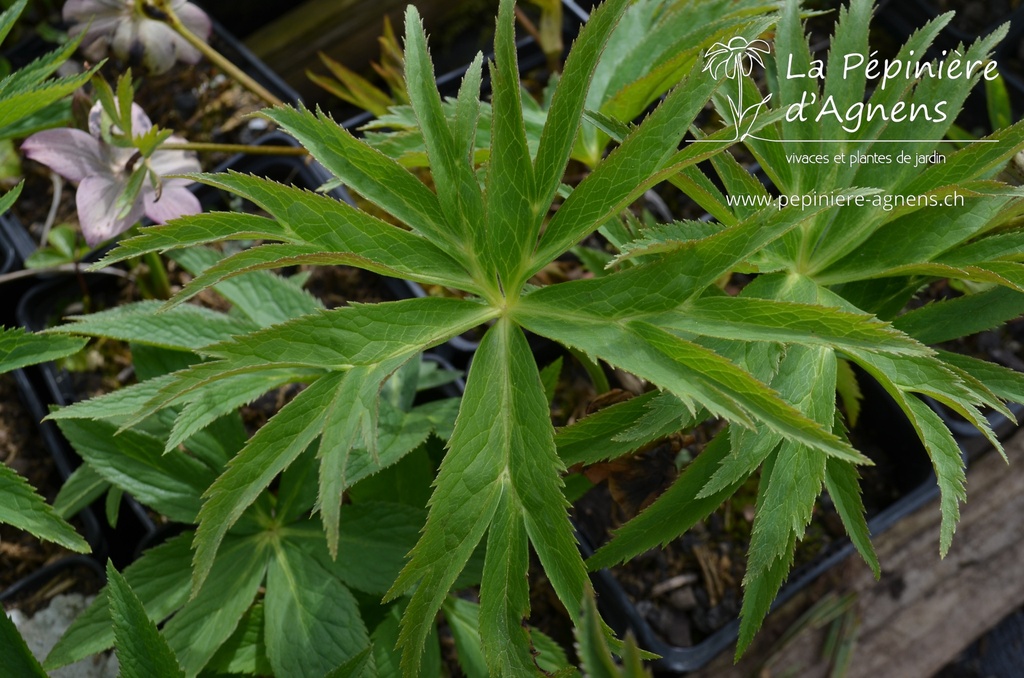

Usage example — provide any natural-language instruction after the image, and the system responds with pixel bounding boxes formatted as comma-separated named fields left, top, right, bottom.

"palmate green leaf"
left=162, top=535, right=268, bottom=677
left=265, top=537, right=369, bottom=678
left=0, top=326, right=85, bottom=373
left=0, top=462, right=89, bottom=553
left=46, top=533, right=194, bottom=670
left=191, top=372, right=341, bottom=593
left=105, top=563, right=185, bottom=678
left=388, top=320, right=588, bottom=676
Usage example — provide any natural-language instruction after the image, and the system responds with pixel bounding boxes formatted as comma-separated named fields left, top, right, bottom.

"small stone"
left=663, top=614, right=693, bottom=648
left=668, top=587, right=698, bottom=611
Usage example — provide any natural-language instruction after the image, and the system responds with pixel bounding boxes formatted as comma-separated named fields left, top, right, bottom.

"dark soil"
left=0, top=374, right=88, bottom=595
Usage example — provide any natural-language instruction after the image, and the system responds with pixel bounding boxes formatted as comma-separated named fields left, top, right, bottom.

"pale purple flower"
left=63, top=0, right=211, bottom=75
left=22, top=103, right=201, bottom=247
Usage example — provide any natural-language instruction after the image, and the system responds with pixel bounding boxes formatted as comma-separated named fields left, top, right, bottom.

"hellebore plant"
left=8, top=0, right=1024, bottom=674
left=22, top=76, right=201, bottom=247
left=63, top=0, right=283, bottom=106
left=64, top=0, right=211, bottom=75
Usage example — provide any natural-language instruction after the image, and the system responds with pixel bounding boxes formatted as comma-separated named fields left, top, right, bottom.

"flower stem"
left=158, top=141, right=308, bottom=156
left=146, top=0, right=285, bottom=108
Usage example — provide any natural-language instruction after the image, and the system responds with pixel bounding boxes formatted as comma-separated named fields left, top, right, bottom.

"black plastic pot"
left=16, top=274, right=156, bottom=567
left=579, top=372, right=939, bottom=674
left=0, top=213, right=15, bottom=277
left=0, top=554, right=105, bottom=605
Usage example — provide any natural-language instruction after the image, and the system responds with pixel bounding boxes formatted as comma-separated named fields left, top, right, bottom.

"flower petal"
left=77, top=175, right=142, bottom=247
left=148, top=142, right=201, bottom=177
left=143, top=184, right=201, bottom=224
left=175, top=1, right=212, bottom=43
left=21, top=129, right=106, bottom=182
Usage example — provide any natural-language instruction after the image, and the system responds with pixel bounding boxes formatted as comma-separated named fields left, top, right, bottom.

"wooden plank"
left=688, top=430, right=1024, bottom=678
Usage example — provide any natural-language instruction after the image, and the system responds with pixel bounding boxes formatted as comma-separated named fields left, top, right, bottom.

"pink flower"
left=22, top=103, right=201, bottom=247
left=63, top=0, right=211, bottom=75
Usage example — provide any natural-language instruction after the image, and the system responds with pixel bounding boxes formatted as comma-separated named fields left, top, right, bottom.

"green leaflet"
left=531, top=56, right=721, bottom=273
left=653, top=296, right=928, bottom=355
left=0, top=602, right=47, bottom=678
left=0, top=326, right=85, bottom=372
left=49, top=302, right=257, bottom=351
left=260, top=105, right=458, bottom=254
left=403, top=6, right=484, bottom=247
left=47, top=533, right=195, bottom=669
left=575, top=593, right=651, bottom=677
left=388, top=320, right=587, bottom=676
left=200, top=297, right=496, bottom=366
left=555, top=391, right=690, bottom=467
left=533, top=0, right=630, bottom=206
left=55, top=417, right=215, bottom=523
left=91, top=212, right=288, bottom=268
left=162, top=536, right=268, bottom=677
left=53, top=463, right=108, bottom=520
left=587, top=429, right=742, bottom=570
left=264, top=538, right=369, bottom=677
left=825, top=455, right=880, bottom=579
left=316, top=359, right=410, bottom=556
left=205, top=602, right=273, bottom=676
left=106, top=563, right=185, bottom=678
left=517, top=300, right=866, bottom=464
left=892, top=287, right=1024, bottom=344
left=0, top=462, right=89, bottom=553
